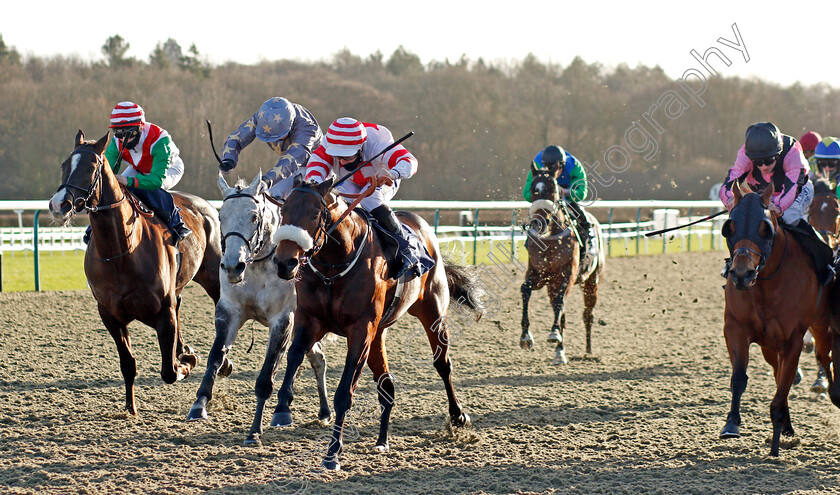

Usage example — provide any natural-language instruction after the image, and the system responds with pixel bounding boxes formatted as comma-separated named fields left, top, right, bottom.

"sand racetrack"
left=1, top=251, right=839, bottom=494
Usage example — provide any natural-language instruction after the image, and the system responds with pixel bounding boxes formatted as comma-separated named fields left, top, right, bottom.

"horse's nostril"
left=286, top=258, right=298, bottom=269
left=235, top=262, right=245, bottom=272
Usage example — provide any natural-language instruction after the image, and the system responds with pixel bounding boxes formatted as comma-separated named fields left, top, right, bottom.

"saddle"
left=356, top=208, right=435, bottom=280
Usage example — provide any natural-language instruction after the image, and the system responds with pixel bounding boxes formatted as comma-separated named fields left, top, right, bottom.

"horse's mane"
left=814, top=177, right=834, bottom=195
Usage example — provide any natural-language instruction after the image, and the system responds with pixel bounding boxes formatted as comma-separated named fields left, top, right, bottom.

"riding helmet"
left=255, top=97, right=295, bottom=143
left=541, top=145, right=566, bottom=167
left=109, top=101, right=145, bottom=128
left=799, top=131, right=822, bottom=152
left=814, top=137, right=840, bottom=159
left=744, top=122, right=783, bottom=160
left=324, top=118, right=367, bottom=157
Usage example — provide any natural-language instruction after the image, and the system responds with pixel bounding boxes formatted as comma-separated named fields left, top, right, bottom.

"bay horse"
left=720, top=181, right=836, bottom=456
left=270, top=175, right=484, bottom=471
left=520, top=163, right=604, bottom=365
left=186, top=172, right=331, bottom=446
left=48, top=130, right=221, bottom=415
left=808, top=178, right=840, bottom=249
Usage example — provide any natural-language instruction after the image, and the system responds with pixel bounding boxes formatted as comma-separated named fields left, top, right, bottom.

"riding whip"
left=331, top=131, right=414, bottom=189
left=644, top=209, right=727, bottom=237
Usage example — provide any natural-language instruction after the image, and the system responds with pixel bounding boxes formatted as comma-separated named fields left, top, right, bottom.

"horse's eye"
left=252, top=214, right=257, bottom=223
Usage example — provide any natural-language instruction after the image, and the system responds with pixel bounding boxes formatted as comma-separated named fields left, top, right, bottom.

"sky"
left=2, top=1, right=839, bottom=88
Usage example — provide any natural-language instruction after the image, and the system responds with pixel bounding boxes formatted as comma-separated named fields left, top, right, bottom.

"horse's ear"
left=218, top=172, right=235, bottom=197
left=247, top=171, right=262, bottom=193
left=761, top=182, right=774, bottom=207
left=94, top=133, right=110, bottom=154
left=731, top=180, right=743, bottom=204
left=293, top=174, right=304, bottom=188
left=721, top=219, right=734, bottom=238
left=530, top=161, right=539, bottom=175
left=315, top=177, right=334, bottom=197
left=75, top=129, right=85, bottom=147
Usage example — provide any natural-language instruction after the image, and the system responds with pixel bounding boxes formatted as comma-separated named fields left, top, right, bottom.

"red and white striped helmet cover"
left=109, top=101, right=146, bottom=128
left=323, top=117, right=367, bottom=157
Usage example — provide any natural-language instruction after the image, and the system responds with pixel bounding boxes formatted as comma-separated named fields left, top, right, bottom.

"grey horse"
left=186, top=172, right=331, bottom=445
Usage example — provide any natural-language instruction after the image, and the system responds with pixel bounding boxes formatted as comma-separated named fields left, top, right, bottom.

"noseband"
left=58, top=149, right=127, bottom=214
left=221, top=192, right=277, bottom=264
left=289, top=186, right=331, bottom=259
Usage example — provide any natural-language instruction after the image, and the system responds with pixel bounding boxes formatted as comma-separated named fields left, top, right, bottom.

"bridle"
left=288, top=185, right=369, bottom=285
left=221, top=191, right=277, bottom=264
left=57, top=149, right=125, bottom=214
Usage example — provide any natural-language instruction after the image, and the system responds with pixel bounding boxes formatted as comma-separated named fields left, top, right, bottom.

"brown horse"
left=520, top=163, right=604, bottom=364
left=720, top=181, right=836, bottom=456
left=809, top=178, right=840, bottom=249
left=270, top=176, right=484, bottom=471
left=48, top=130, right=222, bottom=415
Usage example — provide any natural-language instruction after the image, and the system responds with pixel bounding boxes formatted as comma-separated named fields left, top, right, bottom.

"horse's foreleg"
left=548, top=277, right=571, bottom=364
left=99, top=305, right=137, bottom=415
left=769, top=346, right=802, bottom=456
left=721, top=319, right=750, bottom=439
left=306, top=341, right=332, bottom=425
left=810, top=322, right=832, bottom=394
left=322, top=329, right=374, bottom=471
left=155, top=299, right=188, bottom=385
left=582, top=275, right=599, bottom=356
left=520, top=276, right=534, bottom=350
left=367, top=333, right=394, bottom=452
left=245, top=310, right=293, bottom=445
left=187, top=302, right=244, bottom=421
left=272, top=315, right=325, bottom=428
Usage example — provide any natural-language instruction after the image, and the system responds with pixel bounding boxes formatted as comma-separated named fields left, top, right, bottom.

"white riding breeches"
left=336, top=179, right=400, bottom=211
left=782, top=181, right=813, bottom=225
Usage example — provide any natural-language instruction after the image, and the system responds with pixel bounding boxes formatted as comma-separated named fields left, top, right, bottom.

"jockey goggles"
left=817, top=158, right=840, bottom=169
left=753, top=155, right=777, bottom=167
left=113, top=126, right=140, bottom=140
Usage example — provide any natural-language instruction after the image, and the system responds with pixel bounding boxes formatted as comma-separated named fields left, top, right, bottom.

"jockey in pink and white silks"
left=720, top=122, right=811, bottom=225
left=719, top=122, right=834, bottom=286
left=304, top=117, right=425, bottom=278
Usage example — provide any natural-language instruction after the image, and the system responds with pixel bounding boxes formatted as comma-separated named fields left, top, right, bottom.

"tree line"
left=1, top=33, right=839, bottom=204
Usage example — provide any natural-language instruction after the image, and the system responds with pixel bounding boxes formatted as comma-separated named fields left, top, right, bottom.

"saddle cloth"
left=356, top=208, right=436, bottom=280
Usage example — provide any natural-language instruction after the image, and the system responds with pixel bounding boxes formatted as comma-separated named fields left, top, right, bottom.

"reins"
left=220, top=191, right=277, bottom=264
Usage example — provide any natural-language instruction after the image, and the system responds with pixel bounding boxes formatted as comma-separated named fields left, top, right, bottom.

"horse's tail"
left=443, top=257, right=485, bottom=321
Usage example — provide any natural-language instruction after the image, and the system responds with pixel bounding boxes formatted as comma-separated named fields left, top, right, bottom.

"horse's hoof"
left=218, top=358, right=233, bottom=378
left=373, top=443, right=389, bottom=453
left=243, top=434, right=262, bottom=447
left=811, top=376, right=829, bottom=394
left=180, top=353, right=199, bottom=369
left=185, top=406, right=208, bottom=421
left=803, top=340, right=814, bottom=354
left=519, top=338, right=533, bottom=350
left=451, top=412, right=471, bottom=428
left=271, top=412, right=293, bottom=427
left=553, top=349, right=568, bottom=365
left=318, top=409, right=333, bottom=426
left=793, top=367, right=803, bottom=385
left=720, top=423, right=740, bottom=439
left=546, top=330, right=561, bottom=344
left=322, top=458, right=341, bottom=471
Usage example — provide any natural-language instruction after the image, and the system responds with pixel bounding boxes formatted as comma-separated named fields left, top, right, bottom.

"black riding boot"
left=130, top=187, right=192, bottom=242
left=795, top=219, right=835, bottom=286
left=371, top=204, right=417, bottom=278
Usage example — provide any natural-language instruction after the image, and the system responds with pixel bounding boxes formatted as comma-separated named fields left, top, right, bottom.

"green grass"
left=0, top=232, right=726, bottom=293
left=439, top=232, right=725, bottom=266
left=0, top=250, right=87, bottom=292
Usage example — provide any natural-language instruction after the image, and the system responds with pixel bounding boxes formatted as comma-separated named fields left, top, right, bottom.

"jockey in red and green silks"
left=99, top=101, right=192, bottom=241
left=523, top=145, right=591, bottom=245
